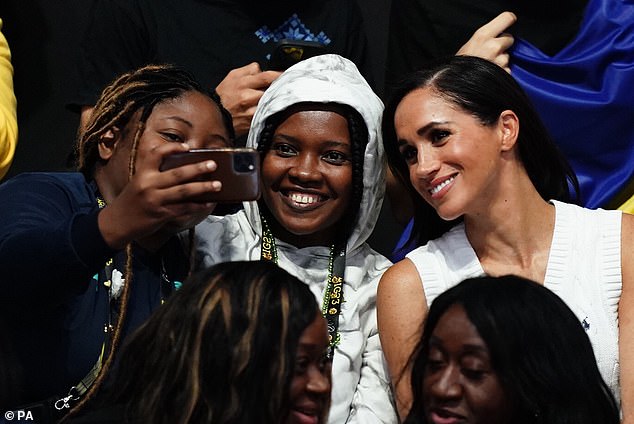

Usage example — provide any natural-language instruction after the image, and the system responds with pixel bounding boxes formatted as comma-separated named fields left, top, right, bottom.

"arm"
left=0, top=174, right=114, bottom=306
left=215, top=62, right=281, bottom=138
left=377, top=259, right=427, bottom=421
left=96, top=141, right=220, bottom=251
left=0, top=19, right=17, bottom=180
left=620, top=212, right=634, bottom=423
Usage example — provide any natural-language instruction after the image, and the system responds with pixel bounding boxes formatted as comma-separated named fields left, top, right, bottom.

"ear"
left=97, top=127, right=121, bottom=161
left=498, top=110, right=519, bottom=152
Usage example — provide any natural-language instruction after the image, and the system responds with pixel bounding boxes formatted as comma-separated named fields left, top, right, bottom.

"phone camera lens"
left=233, top=152, right=256, bottom=173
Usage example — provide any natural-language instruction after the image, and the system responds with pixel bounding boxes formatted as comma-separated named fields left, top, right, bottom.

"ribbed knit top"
left=406, top=200, right=622, bottom=403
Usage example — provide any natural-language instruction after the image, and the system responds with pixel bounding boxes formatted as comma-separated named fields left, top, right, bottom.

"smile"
left=283, top=190, right=327, bottom=210
left=290, top=192, right=322, bottom=205
left=429, top=175, right=455, bottom=195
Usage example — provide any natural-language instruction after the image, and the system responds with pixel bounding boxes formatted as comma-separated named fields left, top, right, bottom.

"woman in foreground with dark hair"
left=71, top=260, right=331, bottom=424
left=405, top=275, right=620, bottom=424
left=377, top=55, right=633, bottom=421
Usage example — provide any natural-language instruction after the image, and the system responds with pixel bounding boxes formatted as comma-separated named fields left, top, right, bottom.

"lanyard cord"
left=76, top=190, right=177, bottom=394
left=260, top=214, right=345, bottom=358
left=55, top=184, right=183, bottom=410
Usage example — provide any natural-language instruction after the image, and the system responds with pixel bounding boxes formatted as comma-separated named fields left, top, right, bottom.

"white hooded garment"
left=194, top=54, right=396, bottom=423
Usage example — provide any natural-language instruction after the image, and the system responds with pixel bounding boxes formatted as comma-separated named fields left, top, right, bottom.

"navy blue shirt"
left=0, top=173, right=187, bottom=405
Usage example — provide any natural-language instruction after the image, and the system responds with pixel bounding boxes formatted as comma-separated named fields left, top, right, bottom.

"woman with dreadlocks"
left=195, top=54, right=396, bottom=423
left=0, top=64, right=233, bottom=420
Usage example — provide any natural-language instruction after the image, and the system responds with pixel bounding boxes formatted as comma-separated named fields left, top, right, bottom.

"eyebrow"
left=210, top=134, right=230, bottom=145
left=163, top=116, right=229, bottom=144
left=274, top=134, right=351, bottom=149
left=429, top=337, right=489, bottom=354
left=163, top=115, right=193, bottom=127
left=397, top=120, right=451, bottom=147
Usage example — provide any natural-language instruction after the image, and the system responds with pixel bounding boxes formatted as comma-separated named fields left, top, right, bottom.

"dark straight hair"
left=405, top=275, right=619, bottom=424
left=383, top=55, right=580, bottom=247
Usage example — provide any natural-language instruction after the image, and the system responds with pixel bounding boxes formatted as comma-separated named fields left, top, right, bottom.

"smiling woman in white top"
left=378, top=55, right=634, bottom=422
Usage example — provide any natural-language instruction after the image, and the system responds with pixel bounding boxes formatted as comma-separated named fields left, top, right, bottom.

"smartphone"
left=266, top=39, right=328, bottom=71
left=160, top=148, right=260, bottom=203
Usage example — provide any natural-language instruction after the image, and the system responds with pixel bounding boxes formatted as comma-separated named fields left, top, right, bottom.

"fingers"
left=456, top=11, right=516, bottom=73
left=218, top=63, right=281, bottom=93
left=160, top=179, right=223, bottom=205
left=133, top=142, right=223, bottom=197
left=251, top=70, right=282, bottom=89
left=493, top=33, right=513, bottom=73
left=217, top=65, right=282, bottom=107
left=226, top=61, right=262, bottom=78
left=474, top=11, right=517, bottom=39
left=216, top=63, right=283, bottom=137
left=134, top=141, right=190, bottom=175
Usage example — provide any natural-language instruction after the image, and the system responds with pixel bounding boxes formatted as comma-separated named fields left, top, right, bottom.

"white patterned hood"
left=195, top=55, right=395, bottom=423
left=244, top=54, right=385, bottom=253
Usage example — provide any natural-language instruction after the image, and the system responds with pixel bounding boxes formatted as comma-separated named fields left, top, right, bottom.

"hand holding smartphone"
left=160, top=148, right=260, bottom=203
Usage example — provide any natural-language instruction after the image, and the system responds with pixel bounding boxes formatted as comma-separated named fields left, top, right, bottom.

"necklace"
left=260, top=214, right=345, bottom=358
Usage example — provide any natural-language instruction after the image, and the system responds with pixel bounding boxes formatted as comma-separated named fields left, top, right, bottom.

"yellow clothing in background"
left=0, top=18, right=17, bottom=180
left=619, top=195, right=634, bottom=214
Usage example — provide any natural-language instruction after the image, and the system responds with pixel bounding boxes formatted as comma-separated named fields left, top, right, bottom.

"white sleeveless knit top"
left=406, top=200, right=622, bottom=403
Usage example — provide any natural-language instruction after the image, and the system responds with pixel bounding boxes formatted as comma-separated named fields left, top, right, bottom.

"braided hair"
left=77, top=64, right=233, bottom=178
left=64, top=64, right=234, bottom=420
left=256, top=102, right=368, bottom=248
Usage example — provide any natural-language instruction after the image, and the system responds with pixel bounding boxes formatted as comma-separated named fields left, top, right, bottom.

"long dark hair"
left=66, top=64, right=234, bottom=419
left=383, top=55, right=580, bottom=247
left=257, top=102, right=368, bottom=248
left=405, top=275, right=619, bottom=424
left=86, top=261, right=320, bottom=423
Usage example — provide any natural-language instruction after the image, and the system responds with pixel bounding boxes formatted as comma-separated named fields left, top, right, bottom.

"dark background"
left=0, top=0, right=401, bottom=256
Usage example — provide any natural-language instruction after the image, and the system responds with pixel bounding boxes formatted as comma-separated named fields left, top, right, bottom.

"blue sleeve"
left=0, top=174, right=115, bottom=307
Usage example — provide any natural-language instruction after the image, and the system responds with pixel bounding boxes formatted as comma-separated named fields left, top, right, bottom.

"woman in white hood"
left=194, top=54, right=395, bottom=423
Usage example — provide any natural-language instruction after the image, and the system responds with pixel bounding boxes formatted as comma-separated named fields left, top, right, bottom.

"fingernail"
left=212, top=181, right=222, bottom=190
left=206, top=161, right=216, bottom=171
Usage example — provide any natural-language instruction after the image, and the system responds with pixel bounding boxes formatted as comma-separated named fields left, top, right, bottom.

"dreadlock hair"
left=79, top=261, right=322, bottom=424
left=77, top=64, right=234, bottom=178
left=63, top=64, right=234, bottom=421
left=256, top=102, right=368, bottom=248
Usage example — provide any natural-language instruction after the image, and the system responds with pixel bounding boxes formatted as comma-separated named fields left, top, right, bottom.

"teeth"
left=289, top=192, right=320, bottom=204
left=430, top=176, right=455, bottom=195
